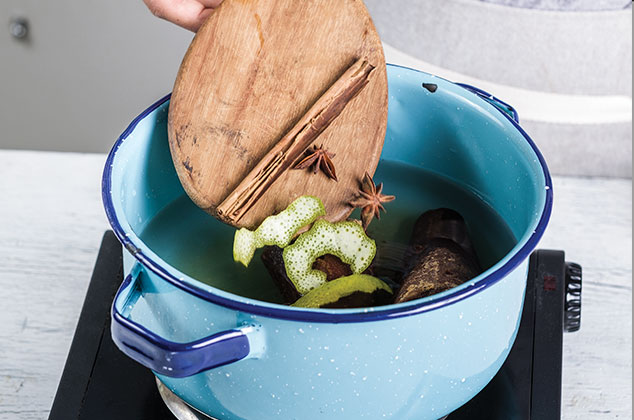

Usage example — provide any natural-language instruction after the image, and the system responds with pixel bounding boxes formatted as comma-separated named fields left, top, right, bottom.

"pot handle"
left=111, top=267, right=251, bottom=378
left=456, top=83, right=520, bottom=123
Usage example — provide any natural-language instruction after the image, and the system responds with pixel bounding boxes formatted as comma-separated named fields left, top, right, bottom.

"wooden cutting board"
left=168, top=0, right=388, bottom=229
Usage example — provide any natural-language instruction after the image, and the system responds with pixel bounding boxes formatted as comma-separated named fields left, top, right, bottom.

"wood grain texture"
left=168, top=0, right=388, bottom=229
left=0, top=150, right=630, bottom=419
left=0, top=151, right=109, bottom=420
left=216, top=58, right=376, bottom=225
left=537, top=177, right=632, bottom=419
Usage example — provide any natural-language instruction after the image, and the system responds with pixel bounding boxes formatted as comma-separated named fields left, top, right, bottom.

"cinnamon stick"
left=216, top=58, right=375, bottom=225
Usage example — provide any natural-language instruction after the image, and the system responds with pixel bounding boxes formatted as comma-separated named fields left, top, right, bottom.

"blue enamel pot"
left=104, top=65, right=552, bottom=420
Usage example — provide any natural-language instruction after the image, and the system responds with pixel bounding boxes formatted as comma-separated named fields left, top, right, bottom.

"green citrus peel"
left=292, top=274, right=392, bottom=308
left=232, top=196, right=326, bottom=267
left=283, top=219, right=376, bottom=294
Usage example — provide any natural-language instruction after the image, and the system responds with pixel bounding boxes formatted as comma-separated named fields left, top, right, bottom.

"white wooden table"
left=0, top=150, right=631, bottom=419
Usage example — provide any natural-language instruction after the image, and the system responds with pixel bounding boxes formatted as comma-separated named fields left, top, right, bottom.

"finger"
left=144, top=0, right=215, bottom=32
left=198, top=0, right=224, bottom=8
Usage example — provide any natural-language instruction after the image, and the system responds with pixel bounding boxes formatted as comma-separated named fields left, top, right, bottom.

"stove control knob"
left=564, top=262, right=582, bottom=333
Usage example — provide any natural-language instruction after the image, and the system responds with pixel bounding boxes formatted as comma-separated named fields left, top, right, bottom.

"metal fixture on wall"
left=9, top=16, right=28, bottom=40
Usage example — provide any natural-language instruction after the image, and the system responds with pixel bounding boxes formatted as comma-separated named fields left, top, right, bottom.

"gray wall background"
left=1, top=0, right=193, bottom=154
left=364, top=0, right=632, bottom=178
left=480, top=0, right=631, bottom=10
left=1, top=0, right=632, bottom=178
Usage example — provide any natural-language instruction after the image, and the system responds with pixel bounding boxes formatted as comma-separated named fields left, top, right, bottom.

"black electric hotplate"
left=49, top=231, right=581, bottom=420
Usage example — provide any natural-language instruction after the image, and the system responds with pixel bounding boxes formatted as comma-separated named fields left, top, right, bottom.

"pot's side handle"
left=111, top=269, right=252, bottom=379
left=456, top=83, right=520, bottom=124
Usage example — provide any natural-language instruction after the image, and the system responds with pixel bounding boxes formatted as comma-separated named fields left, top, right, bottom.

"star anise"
left=293, top=144, right=338, bottom=181
left=350, top=172, right=396, bottom=230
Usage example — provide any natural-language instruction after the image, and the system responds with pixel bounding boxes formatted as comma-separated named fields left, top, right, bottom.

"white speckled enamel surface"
left=145, top=263, right=527, bottom=420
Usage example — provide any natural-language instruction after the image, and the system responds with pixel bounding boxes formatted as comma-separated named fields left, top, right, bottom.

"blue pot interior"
left=109, top=66, right=547, bottom=308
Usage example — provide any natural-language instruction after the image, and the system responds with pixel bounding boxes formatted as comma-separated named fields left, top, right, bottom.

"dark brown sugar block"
left=395, top=238, right=481, bottom=303
left=261, top=246, right=300, bottom=305
left=395, top=209, right=483, bottom=303
left=168, top=0, right=388, bottom=229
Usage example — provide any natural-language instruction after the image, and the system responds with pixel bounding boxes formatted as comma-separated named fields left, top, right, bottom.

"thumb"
left=144, top=0, right=216, bottom=32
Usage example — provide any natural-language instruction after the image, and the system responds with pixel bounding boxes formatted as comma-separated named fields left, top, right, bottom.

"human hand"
left=143, top=0, right=224, bottom=32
